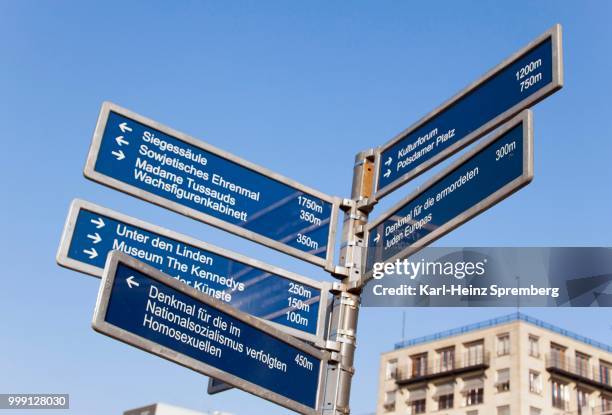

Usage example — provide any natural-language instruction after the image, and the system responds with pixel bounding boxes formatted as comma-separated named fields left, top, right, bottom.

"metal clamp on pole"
left=322, top=149, right=374, bottom=415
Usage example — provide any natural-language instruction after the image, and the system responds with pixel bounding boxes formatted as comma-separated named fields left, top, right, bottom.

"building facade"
left=376, top=313, right=612, bottom=415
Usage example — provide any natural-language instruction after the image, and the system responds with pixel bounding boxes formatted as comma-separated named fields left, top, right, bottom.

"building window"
left=497, top=333, right=510, bottom=356
left=466, top=388, right=483, bottom=405
left=438, top=347, right=455, bottom=372
left=408, top=388, right=426, bottom=414
left=463, top=378, right=484, bottom=406
left=383, top=391, right=395, bottom=412
left=410, top=399, right=426, bottom=414
left=550, top=343, right=566, bottom=367
left=529, top=407, right=541, bottom=415
left=551, top=379, right=568, bottom=410
left=496, top=368, right=510, bottom=392
left=497, top=405, right=510, bottom=415
left=528, top=335, right=540, bottom=357
left=438, top=393, right=453, bottom=410
left=529, top=370, right=542, bottom=394
left=386, top=359, right=398, bottom=380
left=576, top=352, right=590, bottom=378
left=465, top=340, right=484, bottom=366
left=600, top=361, right=612, bottom=386
left=434, top=383, right=454, bottom=410
left=411, top=353, right=428, bottom=378
left=602, top=395, right=612, bottom=411
left=577, top=389, right=589, bottom=413
left=466, top=411, right=478, bottom=415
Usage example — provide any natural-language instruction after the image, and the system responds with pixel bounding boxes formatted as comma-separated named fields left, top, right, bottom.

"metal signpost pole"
left=323, top=150, right=376, bottom=415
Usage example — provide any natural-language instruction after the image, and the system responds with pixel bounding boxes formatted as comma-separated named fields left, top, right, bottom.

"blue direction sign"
left=366, top=111, right=533, bottom=274
left=375, top=24, right=562, bottom=198
left=57, top=199, right=329, bottom=343
left=84, top=102, right=340, bottom=269
left=94, top=251, right=327, bottom=414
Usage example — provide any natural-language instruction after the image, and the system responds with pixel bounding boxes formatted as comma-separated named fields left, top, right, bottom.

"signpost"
left=375, top=24, right=562, bottom=198
left=94, top=251, right=328, bottom=415
left=366, top=110, right=533, bottom=275
left=55, top=24, right=564, bottom=415
left=57, top=199, right=330, bottom=344
left=84, top=102, right=341, bottom=270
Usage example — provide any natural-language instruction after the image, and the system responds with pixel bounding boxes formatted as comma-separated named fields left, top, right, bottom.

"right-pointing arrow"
left=90, top=217, right=105, bottom=229
left=115, top=135, right=129, bottom=146
left=111, top=150, right=125, bottom=161
left=384, top=157, right=393, bottom=166
left=126, top=276, right=140, bottom=289
left=87, top=232, right=102, bottom=244
left=383, top=169, right=391, bottom=178
left=83, top=248, right=98, bottom=259
left=373, top=233, right=381, bottom=243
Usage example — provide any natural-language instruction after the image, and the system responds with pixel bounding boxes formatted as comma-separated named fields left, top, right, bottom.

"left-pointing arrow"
left=83, top=248, right=98, bottom=259
left=119, top=122, right=132, bottom=133
left=126, top=276, right=139, bottom=289
left=115, top=135, right=129, bottom=146
left=111, top=150, right=125, bottom=161
left=87, top=232, right=102, bottom=244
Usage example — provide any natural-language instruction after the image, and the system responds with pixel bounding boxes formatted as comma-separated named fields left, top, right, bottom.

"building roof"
left=393, top=312, right=612, bottom=353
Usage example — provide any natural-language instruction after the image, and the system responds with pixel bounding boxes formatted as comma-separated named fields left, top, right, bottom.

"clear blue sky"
left=1, top=1, right=611, bottom=414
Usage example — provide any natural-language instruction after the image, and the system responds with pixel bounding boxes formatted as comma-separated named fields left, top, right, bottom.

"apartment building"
left=377, top=313, right=612, bottom=415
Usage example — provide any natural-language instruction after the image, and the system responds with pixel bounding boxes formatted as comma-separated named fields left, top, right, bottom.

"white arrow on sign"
left=83, top=248, right=98, bottom=259
left=90, top=217, right=105, bottom=229
left=111, top=150, right=125, bottom=161
left=383, top=169, right=391, bottom=178
left=119, top=122, right=132, bottom=133
left=373, top=234, right=380, bottom=243
left=384, top=157, right=393, bottom=166
left=87, top=232, right=102, bottom=244
left=126, top=276, right=139, bottom=289
left=115, top=135, right=129, bottom=146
